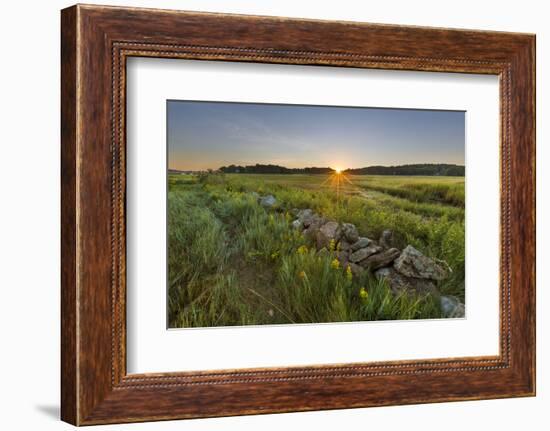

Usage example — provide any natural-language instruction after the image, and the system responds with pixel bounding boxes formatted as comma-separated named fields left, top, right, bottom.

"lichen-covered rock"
left=359, top=248, right=401, bottom=270
left=347, top=262, right=364, bottom=277
left=379, top=229, right=394, bottom=249
left=375, top=267, right=438, bottom=296
left=291, top=219, right=303, bottom=230
left=440, top=295, right=465, bottom=318
left=350, top=237, right=371, bottom=251
left=338, top=240, right=352, bottom=252
left=349, top=244, right=382, bottom=263
left=302, top=214, right=326, bottom=239
left=316, top=221, right=342, bottom=249
left=297, top=209, right=314, bottom=227
left=259, top=195, right=277, bottom=208
left=341, top=223, right=359, bottom=243
left=393, top=245, right=449, bottom=281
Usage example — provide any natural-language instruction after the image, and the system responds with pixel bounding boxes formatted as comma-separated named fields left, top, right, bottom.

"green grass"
left=354, top=175, right=465, bottom=207
left=168, top=172, right=464, bottom=328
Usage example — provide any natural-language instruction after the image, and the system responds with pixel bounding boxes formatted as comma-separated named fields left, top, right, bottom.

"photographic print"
left=167, top=100, right=465, bottom=328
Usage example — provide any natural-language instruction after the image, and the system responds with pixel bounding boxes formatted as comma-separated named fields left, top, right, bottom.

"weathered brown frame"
left=61, top=4, right=536, bottom=426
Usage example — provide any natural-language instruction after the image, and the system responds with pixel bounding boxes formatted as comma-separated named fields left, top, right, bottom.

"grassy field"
left=168, top=173, right=465, bottom=328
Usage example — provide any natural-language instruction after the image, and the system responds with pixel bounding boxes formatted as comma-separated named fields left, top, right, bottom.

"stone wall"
left=260, top=194, right=465, bottom=318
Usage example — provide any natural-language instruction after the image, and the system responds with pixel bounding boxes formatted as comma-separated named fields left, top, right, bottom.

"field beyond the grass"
left=168, top=173, right=465, bottom=328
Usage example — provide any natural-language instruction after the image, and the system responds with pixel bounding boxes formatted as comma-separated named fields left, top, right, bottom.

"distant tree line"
left=218, top=163, right=465, bottom=176
left=219, top=164, right=333, bottom=174
left=345, top=164, right=465, bottom=176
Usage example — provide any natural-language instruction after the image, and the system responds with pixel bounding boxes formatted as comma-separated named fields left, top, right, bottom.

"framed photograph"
left=61, top=4, right=536, bottom=425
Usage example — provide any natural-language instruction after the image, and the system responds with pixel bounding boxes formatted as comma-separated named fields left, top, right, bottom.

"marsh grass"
left=167, top=172, right=462, bottom=327
left=356, top=175, right=465, bottom=207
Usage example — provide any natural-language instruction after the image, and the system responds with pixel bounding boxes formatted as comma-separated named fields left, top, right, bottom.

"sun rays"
left=319, top=168, right=356, bottom=202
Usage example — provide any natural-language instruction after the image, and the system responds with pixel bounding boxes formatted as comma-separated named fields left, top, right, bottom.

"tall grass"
left=218, top=173, right=465, bottom=299
left=357, top=176, right=465, bottom=207
left=168, top=173, right=452, bottom=327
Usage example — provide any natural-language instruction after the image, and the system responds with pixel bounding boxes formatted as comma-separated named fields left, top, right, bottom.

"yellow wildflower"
left=299, top=270, right=306, bottom=279
left=296, top=245, right=308, bottom=255
left=331, top=258, right=340, bottom=270
left=346, top=265, right=353, bottom=281
left=329, top=239, right=336, bottom=251
left=359, top=287, right=368, bottom=300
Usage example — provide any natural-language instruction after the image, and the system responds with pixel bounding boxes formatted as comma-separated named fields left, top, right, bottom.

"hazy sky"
left=167, top=100, right=464, bottom=171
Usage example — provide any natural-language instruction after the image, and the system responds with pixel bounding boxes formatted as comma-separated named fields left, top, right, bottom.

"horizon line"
left=168, top=162, right=465, bottom=171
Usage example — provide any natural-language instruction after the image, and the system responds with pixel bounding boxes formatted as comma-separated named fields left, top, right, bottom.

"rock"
left=320, top=221, right=341, bottom=239
left=379, top=230, right=394, bottom=249
left=316, top=221, right=342, bottom=249
left=359, top=248, right=401, bottom=270
left=297, top=209, right=314, bottom=227
left=291, top=219, right=303, bottom=230
left=393, top=245, right=449, bottom=281
left=341, top=223, right=359, bottom=243
left=259, top=195, right=277, bottom=208
left=347, top=262, right=364, bottom=277
left=349, top=244, right=382, bottom=263
left=350, top=237, right=371, bottom=251
left=440, top=295, right=465, bottom=318
left=302, top=214, right=326, bottom=239
left=450, top=303, right=465, bottom=318
left=339, top=240, right=352, bottom=252
left=302, top=226, right=316, bottom=239
left=336, top=250, right=349, bottom=267
left=375, top=267, right=438, bottom=296
left=290, top=208, right=301, bottom=217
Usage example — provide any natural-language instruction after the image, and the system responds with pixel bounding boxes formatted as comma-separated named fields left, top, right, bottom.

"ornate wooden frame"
left=61, top=4, right=536, bottom=425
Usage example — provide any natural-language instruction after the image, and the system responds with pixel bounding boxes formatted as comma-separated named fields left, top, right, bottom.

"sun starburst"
left=318, top=167, right=356, bottom=204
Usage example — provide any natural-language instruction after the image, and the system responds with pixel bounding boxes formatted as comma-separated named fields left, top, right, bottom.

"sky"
left=167, top=100, right=465, bottom=171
